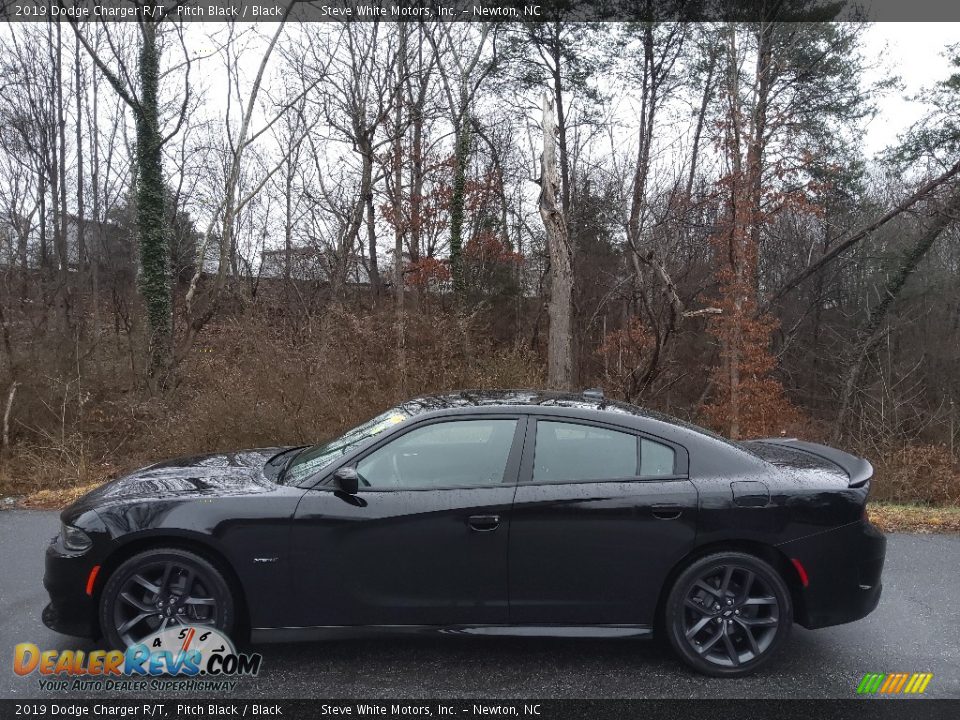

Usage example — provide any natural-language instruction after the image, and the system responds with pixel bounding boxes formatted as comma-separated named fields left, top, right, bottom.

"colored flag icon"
left=857, top=673, right=933, bottom=694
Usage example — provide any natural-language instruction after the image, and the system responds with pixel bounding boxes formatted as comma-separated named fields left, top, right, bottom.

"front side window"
left=532, top=421, right=638, bottom=483
left=283, top=408, right=409, bottom=484
left=356, top=419, right=518, bottom=489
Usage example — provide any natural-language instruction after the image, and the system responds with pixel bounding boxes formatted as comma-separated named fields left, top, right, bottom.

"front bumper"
left=777, top=519, right=886, bottom=630
left=42, top=536, right=100, bottom=639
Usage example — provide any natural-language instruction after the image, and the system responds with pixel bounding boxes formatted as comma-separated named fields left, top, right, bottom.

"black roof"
left=398, top=388, right=751, bottom=458
left=399, top=388, right=683, bottom=424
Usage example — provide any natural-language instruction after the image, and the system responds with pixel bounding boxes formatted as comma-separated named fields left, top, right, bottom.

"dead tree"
left=539, top=94, right=575, bottom=390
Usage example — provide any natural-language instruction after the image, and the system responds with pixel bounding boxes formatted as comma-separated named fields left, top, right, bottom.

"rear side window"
left=640, top=438, right=676, bottom=477
left=532, top=421, right=637, bottom=482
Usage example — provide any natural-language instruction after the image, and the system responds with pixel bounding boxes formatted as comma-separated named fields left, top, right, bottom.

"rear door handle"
left=651, top=504, right=683, bottom=520
left=468, top=515, right=500, bottom=532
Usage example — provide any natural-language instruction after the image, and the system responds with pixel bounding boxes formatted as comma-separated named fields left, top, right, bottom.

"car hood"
left=75, top=447, right=291, bottom=506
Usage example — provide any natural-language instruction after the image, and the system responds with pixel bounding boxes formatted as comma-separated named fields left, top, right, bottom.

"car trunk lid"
left=742, top=438, right=873, bottom=488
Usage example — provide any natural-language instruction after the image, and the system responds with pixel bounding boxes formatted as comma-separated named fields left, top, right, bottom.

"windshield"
left=282, top=407, right=409, bottom=485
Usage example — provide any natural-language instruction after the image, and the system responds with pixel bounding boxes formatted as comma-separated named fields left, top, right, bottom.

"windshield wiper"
left=277, top=446, right=308, bottom=485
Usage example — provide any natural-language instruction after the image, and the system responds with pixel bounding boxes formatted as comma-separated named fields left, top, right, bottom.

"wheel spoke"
left=183, top=596, right=216, bottom=606
left=694, top=580, right=722, bottom=598
left=738, top=615, right=778, bottom=627
left=721, top=624, right=740, bottom=666
left=684, top=597, right=711, bottom=615
left=176, top=568, right=195, bottom=599
left=743, top=596, right=777, bottom=606
left=719, top=565, right=735, bottom=595
left=119, top=592, right=154, bottom=613
left=734, top=618, right=761, bottom=656
left=737, top=570, right=755, bottom=602
left=685, top=616, right=712, bottom=639
left=130, top=574, right=160, bottom=595
left=697, top=625, right=724, bottom=654
left=118, top=611, right=155, bottom=635
left=157, top=562, right=174, bottom=595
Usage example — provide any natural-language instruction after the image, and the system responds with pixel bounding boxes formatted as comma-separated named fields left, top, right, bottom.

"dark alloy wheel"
left=665, top=552, right=792, bottom=677
left=99, top=548, right=235, bottom=648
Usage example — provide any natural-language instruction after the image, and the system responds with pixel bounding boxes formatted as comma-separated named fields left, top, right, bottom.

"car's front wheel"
left=99, top=547, right=235, bottom=648
left=664, top=551, right=792, bottom=677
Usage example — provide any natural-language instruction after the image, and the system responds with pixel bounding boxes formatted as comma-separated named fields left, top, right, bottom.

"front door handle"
left=651, top=504, right=683, bottom=520
left=467, top=514, right=500, bottom=532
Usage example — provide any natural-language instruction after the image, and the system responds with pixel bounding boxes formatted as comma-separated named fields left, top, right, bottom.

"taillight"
left=790, top=558, right=810, bottom=587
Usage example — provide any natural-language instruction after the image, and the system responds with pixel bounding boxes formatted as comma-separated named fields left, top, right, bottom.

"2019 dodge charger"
left=43, top=389, right=886, bottom=676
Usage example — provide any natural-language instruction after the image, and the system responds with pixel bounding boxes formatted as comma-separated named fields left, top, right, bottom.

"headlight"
left=61, top=523, right=92, bottom=552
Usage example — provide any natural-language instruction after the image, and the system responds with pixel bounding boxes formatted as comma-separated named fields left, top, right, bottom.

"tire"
left=664, top=551, right=792, bottom=677
left=99, top=547, right=235, bottom=649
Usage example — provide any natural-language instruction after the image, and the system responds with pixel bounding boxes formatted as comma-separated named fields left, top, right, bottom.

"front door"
left=509, top=417, right=698, bottom=626
left=290, top=416, right=525, bottom=628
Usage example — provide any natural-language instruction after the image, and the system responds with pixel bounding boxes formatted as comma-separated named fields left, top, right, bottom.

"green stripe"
left=857, top=673, right=884, bottom=694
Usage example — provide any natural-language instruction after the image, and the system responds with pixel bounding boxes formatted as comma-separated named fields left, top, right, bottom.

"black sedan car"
left=44, top=389, right=885, bottom=676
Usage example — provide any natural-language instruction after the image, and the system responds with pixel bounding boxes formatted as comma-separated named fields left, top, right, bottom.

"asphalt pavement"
left=1, top=509, right=957, bottom=699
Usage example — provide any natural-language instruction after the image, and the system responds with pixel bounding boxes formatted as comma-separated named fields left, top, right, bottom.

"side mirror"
left=333, top=466, right=359, bottom=495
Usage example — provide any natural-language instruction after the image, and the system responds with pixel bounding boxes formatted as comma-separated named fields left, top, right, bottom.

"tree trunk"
left=74, top=34, right=86, bottom=275
left=135, top=21, right=172, bottom=386
left=393, top=30, right=406, bottom=390
left=284, top=156, right=293, bottom=292
left=355, top=137, right=380, bottom=294
left=449, top=112, right=470, bottom=301
left=365, top=180, right=380, bottom=294
left=52, top=20, right=71, bottom=330
left=686, top=46, right=716, bottom=200
left=539, top=94, right=575, bottom=391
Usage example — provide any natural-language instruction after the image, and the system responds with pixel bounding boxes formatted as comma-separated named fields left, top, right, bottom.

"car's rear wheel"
left=99, top=548, right=234, bottom=648
left=664, top=551, right=792, bottom=677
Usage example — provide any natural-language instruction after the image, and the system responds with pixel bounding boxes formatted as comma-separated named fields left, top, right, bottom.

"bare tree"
left=539, top=94, right=574, bottom=390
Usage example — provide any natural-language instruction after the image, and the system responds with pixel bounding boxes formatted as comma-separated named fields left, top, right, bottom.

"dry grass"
left=867, top=503, right=960, bottom=534
left=868, top=444, right=960, bottom=506
left=18, top=482, right=103, bottom=510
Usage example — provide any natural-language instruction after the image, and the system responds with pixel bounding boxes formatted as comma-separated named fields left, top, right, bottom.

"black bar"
left=3, top=0, right=960, bottom=23
left=1, top=700, right=959, bottom=720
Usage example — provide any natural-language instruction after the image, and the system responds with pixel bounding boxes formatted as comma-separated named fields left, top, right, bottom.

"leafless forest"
left=0, top=15, right=958, bottom=505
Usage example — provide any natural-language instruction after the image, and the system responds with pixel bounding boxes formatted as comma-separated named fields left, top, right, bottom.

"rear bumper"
left=777, top=519, right=886, bottom=630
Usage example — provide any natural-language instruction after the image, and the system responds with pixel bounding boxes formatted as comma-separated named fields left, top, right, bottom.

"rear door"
left=290, top=415, right=525, bottom=628
left=508, top=417, right=698, bottom=625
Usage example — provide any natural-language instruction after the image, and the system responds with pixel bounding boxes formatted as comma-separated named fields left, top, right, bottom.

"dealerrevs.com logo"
left=13, top=626, right=262, bottom=692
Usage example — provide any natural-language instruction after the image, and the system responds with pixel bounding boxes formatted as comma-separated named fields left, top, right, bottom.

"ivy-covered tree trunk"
left=135, top=21, right=172, bottom=386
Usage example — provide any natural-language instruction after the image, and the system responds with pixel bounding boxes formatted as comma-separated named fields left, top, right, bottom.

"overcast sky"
left=862, top=23, right=957, bottom=156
